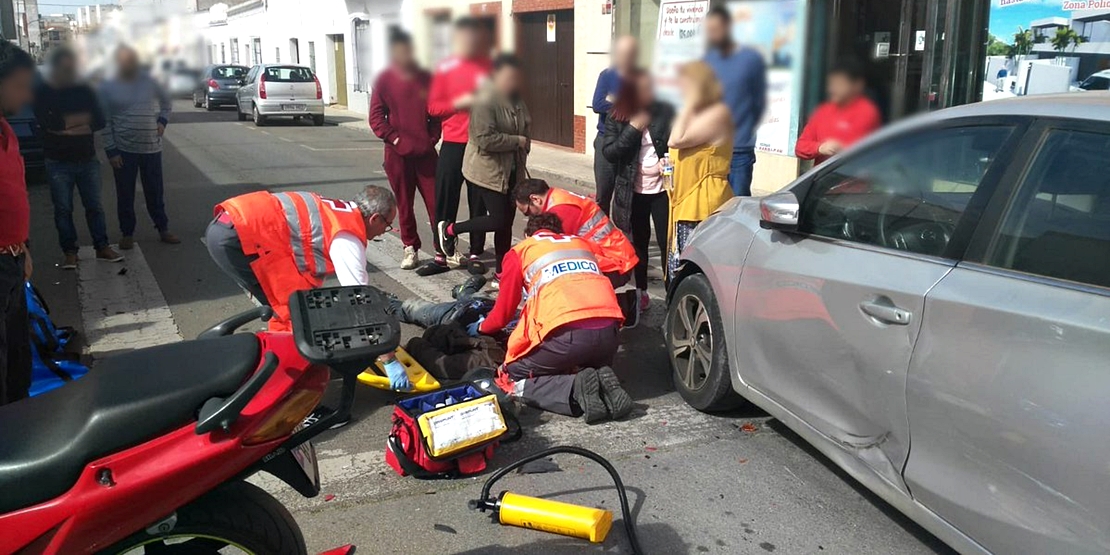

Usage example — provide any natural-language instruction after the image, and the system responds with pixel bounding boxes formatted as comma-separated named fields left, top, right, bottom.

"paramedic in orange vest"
left=512, top=178, right=637, bottom=288
left=472, top=213, right=634, bottom=424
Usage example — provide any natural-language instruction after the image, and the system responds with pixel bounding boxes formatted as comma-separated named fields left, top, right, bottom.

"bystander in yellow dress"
left=665, top=142, right=734, bottom=282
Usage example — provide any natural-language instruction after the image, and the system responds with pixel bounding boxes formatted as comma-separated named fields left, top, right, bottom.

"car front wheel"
left=666, top=273, right=744, bottom=412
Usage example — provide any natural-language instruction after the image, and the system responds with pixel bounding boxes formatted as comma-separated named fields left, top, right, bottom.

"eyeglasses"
left=384, top=223, right=394, bottom=233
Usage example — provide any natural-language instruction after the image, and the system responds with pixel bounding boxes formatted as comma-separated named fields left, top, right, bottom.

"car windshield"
left=1079, top=76, right=1110, bottom=91
left=213, top=66, right=247, bottom=79
left=263, top=66, right=314, bottom=83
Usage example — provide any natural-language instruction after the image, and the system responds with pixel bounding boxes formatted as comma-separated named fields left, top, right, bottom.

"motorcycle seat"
left=0, top=333, right=261, bottom=513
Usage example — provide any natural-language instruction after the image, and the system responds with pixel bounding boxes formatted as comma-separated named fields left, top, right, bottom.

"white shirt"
left=636, top=130, right=664, bottom=195
left=328, top=231, right=369, bottom=286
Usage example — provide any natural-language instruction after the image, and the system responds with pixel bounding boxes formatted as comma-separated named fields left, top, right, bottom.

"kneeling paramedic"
left=206, top=186, right=413, bottom=421
left=513, top=178, right=637, bottom=289
left=472, top=213, right=633, bottom=424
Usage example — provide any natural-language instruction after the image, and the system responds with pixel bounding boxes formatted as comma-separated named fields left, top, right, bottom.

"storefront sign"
left=652, top=0, right=711, bottom=105
left=984, top=0, right=1110, bottom=102
left=547, top=14, right=556, bottom=42
left=729, top=0, right=803, bottom=156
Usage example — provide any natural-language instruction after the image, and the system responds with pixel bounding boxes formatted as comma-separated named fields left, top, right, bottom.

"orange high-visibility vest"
left=216, top=191, right=368, bottom=331
left=504, top=232, right=624, bottom=365
left=544, top=187, right=638, bottom=276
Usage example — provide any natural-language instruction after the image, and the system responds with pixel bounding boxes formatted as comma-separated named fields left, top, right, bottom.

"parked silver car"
left=667, top=93, right=1110, bottom=555
left=236, top=64, right=325, bottom=126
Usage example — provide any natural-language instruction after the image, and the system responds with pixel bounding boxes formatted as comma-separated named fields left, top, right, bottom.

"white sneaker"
left=445, top=252, right=465, bottom=269
left=401, top=246, right=419, bottom=270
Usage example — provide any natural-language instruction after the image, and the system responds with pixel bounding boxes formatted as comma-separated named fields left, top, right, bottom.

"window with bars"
left=230, top=38, right=239, bottom=63
left=252, top=38, right=262, bottom=65
left=308, top=41, right=316, bottom=72
left=353, top=18, right=372, bottom=92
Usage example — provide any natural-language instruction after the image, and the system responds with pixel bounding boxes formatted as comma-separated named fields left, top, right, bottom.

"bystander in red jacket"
left=795, top=60, right=882, bottom=165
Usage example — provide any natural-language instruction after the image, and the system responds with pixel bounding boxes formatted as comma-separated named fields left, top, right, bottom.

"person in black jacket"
left=601, top=71, right=674, bottom=313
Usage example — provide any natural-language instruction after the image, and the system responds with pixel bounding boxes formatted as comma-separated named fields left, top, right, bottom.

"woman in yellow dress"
left=665, top=61, right=735, bottom=282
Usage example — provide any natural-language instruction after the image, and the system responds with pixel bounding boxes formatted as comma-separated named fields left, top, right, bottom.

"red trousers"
left=383, top=146, right=437, bottom=249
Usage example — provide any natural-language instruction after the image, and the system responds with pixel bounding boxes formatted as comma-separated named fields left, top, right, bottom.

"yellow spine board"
left=498, top=492, right=613, bottom=543
left=357, top=346, right=441, bottom=392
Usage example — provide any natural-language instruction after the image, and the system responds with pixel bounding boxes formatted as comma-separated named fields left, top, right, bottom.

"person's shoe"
left=60, top=253, right=78, bottom=270
left=437, top=221, right=457, bottom=257
left=445, top=251, right=465, bottom=269
left=401, top=245, right=419, bottom=270
left=453, top=275, right=488, bottom=299
left=639, top=289, right=650, bottom=312
left=96, top=247, right=124, bottom=263
left=119, top=236, right=134, bottom=250
left=619, top=290, right=640, bottom=329
left=467, top=254, right=487, bottom=275
left=488, top=278, right=500, bottom=292
left=160, top=232, right=181, bottom=244
left=415, top=260, right=451, bottom=276
left=572, top=368, right=608, bottom=424
left=596, top=366, right=633, bottom=420
left=302, top=406, right=351, bottom=430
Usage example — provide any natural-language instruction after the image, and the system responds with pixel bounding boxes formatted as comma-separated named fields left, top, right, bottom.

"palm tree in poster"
left=1012, top=27, right=1033, bottom=57
left=1051, top=27, right=1087, bottom=54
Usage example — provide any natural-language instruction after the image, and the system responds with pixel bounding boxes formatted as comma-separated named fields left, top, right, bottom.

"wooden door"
left=516, top=10, right=574, bottom=147
left=334, top=35, right=348, bottom=106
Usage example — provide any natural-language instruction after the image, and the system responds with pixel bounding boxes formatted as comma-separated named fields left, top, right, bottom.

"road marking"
left=76, top=244, right=182, bottom=355
left=279, top=137, right=294, bottom=142
left=259, top=130, right=272, bottom=136
left=298, top=144, right=382, bottom=152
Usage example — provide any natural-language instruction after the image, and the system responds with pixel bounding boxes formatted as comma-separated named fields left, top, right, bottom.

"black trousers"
left=631, top=192, right=669, bottom=290
left=593, top=134, right=617, bottom=216
left=505, top=323, right=620, bottom=416
left=205, top=219, right=268, bottom=305
left=0, top=253, right=30, bottom=405
left=452, top=181, right=516, bottom=274
left=434, top=141, right=486, bottom=255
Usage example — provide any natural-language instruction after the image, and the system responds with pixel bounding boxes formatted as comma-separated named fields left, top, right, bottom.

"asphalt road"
left=26, top=100, right=955, bottom=555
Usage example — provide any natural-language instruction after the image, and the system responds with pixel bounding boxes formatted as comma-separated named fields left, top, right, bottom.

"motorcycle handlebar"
left=198, top=306, right=274, bottom=340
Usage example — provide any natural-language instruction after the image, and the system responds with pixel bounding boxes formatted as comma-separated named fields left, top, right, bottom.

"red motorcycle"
left=0, top=286, right=397, bottom=555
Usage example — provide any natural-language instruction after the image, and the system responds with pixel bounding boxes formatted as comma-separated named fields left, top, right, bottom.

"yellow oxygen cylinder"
left=495, top=491, right=613, bottom=543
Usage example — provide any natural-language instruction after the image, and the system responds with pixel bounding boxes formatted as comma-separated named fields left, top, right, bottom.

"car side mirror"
left=759, top=192, right=800, bottom=231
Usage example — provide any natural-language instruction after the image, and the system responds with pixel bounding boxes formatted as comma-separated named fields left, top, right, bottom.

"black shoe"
left=572, top=368, right=608, bottom=424
left=619, top=290, right=640, bottom=329
left=453, top=275, right=489, bottom=299
left=302, top=407, right=351, bottom=430
left=415, top=260, right=451, bottom=277
left=437, top=221, right=457, bottom=257
left=596, top=366, right=633, bottom=420
left=467, top=254, right=487, bottom=276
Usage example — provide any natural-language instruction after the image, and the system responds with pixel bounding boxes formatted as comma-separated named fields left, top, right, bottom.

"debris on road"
left=517, top=457, right=561, bottom=474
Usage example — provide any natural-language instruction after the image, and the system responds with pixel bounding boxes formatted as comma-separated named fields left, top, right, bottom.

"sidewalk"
left=325, top=106, right=596, bottom=196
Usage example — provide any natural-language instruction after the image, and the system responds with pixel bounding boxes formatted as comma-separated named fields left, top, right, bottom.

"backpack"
left=26, top=283, right=88, bottom=396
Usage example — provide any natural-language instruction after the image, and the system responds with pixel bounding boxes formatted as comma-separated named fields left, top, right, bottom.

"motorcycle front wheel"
left=102, top=481, right=308, bottom=555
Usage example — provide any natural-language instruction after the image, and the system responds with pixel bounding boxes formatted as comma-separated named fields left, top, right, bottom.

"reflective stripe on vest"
left=523, top=247, right=599, bottom=296
left=274, top=192, right=328, bottom=277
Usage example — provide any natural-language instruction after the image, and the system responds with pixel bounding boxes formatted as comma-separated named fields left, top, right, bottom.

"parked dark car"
left=9, top=104, right=43, bottom=175
left=193, top=64, right=249, bottom=111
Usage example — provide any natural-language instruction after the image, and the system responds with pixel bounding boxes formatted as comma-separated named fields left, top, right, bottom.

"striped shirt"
left=99, top=73, right=171, bottom=155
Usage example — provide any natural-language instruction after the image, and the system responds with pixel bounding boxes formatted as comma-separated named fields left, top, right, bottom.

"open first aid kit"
left=386, top=382, right=520, bottom=479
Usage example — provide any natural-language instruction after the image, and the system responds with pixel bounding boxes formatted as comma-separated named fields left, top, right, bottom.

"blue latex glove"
left=383, top=359, right=410, bottom=391
left=467, top=316, right=486, bottom=337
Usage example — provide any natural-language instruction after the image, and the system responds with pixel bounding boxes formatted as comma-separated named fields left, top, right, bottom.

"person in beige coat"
left=438, top=54, right=530, bottom=284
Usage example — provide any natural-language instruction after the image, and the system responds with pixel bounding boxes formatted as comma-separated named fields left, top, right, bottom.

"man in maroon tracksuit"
left=369, top=30, right=440, bottom=270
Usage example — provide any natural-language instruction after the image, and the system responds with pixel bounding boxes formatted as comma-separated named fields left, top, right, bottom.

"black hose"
left=476, top=446, right=644, bottom=555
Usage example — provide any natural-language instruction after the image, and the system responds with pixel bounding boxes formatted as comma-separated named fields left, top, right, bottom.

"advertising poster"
left=728, top=0, right=801, bottom=155
left=984, top=0, right=1110, bottom=101
left=652, top=0, right=711, bottom=106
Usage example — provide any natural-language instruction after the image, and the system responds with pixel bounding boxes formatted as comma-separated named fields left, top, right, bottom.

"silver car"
left=236, top=64, right=325, bottom=126
left=667, top=93, right=1110, bottom=555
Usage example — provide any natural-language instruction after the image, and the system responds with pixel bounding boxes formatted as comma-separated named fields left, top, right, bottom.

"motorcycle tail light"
left=314, top=76, right=322, bottom=100
left=208, top=78, right=219, bottom=90
left=244, top=386, right=324, bottom=445
left=259, top=74, right=267, bottom=99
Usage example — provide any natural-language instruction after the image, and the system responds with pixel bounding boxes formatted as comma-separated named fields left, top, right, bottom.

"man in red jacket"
left=795, top=60, right=882, bottom=165
left=369, top=29, right=440, bottom=270
left=0, top=42, right=36, bottom=405
left=428, top=17, right=493, bottom=270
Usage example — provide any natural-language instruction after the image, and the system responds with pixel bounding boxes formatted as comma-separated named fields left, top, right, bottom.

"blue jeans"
left=728, top=150, right=756, bottom=197
left=45, top=158, right=109, bottom=253
left=113, top=151, right=168, bottom=236
left=390, top=282, right=492, bottom=328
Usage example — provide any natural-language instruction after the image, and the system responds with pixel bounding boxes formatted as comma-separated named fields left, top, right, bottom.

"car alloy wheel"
left=671, top=293, right=713, bottom=392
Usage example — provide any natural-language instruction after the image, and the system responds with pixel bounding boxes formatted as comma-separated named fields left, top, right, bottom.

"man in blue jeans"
left=704, top=6, right=766, bottom=196
left=100, top=45, right=179, bottom=249
left=33, top=47, right=123, bottom=269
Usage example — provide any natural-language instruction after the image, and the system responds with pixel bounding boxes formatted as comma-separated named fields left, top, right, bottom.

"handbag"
left=385, top=382, right=520, bottom=479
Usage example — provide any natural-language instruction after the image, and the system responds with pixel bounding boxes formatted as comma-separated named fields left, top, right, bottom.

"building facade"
left=201, top=0, right=413, bottom=114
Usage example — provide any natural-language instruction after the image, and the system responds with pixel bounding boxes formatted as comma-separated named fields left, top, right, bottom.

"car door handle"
left=859, top=299, right=912, bottom=326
